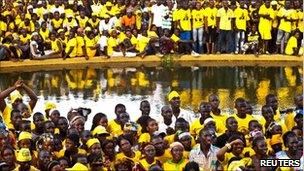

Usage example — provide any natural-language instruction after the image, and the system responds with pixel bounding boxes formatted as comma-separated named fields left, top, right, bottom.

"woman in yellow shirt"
left=116, top=137, right=141, bottom=163
left=49, top=32, right=63, bottom=57
left=163, top=142, right=188, bottom=171
left=138, top=118, right=158, bottom=144
left=137, top=144, right=160, bottom=171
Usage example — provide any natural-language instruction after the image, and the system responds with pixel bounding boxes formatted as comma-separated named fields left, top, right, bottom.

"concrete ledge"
left=0, top=54, right=303, bottom=73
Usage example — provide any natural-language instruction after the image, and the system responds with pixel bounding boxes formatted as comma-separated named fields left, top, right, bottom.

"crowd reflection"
left=0, top=66, right=302, bottom=113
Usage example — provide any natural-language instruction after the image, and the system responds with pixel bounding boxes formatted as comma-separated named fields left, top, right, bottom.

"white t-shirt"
left=30, top=41, right=41, bottom=58
left=98, top=36, right=108, bottom=51
left=99, top=19, right=115, bottom=33
left=151, top=4, right=168, bottom=27
left=158, top=117, right=176, bottom=134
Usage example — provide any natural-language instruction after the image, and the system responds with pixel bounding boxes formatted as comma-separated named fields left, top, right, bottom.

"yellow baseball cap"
left=16, top=148, right=32, bottom=162
left=44, top=102, right=56, bottom=111
left=18, top=131, right=32, bottom=141
left=86, top=138, right=100, bottom=148
left=168, top=91, right=180, bottom=101
left=10, top=90, right=22, bottom=103
left=92, top=126, right=110, bottom=136
left=66, top=163, right=89, bottom=171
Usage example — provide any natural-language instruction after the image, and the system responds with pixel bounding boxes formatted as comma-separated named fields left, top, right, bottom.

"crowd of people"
left=0, top=0, right=303, bottom=61
left=0, top=80, right=302, bottom=171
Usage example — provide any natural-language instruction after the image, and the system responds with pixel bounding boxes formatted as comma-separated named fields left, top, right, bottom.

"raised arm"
left=0, top=80, right=23, bottom=112
left=21, top=83, right=38, bottom=110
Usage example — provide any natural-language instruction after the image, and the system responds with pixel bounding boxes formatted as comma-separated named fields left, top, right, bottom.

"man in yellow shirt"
left=209, top=94, right=228, bottom=134
left=285, top=31, right=300, bottom=55
left=64, top=32, right=77, bottom=59
left=234, top=0, right=250, bottom=54
left=258, top=0, right=274, bottom=54
left=232, top=98, right=254, bottom=135
left=276, top=1, right=298, bottom=54
left=191, top=2, right=204, bottom=54
left=204, top=0, right=218, bottom=54
left=178, top=2, right=192, bottom=43
left=216, top=0, right=234, bottom=54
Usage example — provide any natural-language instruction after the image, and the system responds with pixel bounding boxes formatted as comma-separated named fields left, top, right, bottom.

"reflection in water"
left=0, top=66, right=302, bottom=116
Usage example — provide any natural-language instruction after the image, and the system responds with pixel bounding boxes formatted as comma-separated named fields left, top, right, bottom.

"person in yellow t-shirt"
left=178, top=2, right=192, bottom=41
left=0, top=80, right=37, bottom=127
left=216, top=0, right=234, bottom=53
left=209, top=94, right=228, bottom=134
left=137, top=144, right=159, bottom=171
left=216, top=137, right=246, bottom=171
left=204, top=0, right=218, bottom=54
left=234, top=0, right=250, bottom=54
left=75, top=28, right=88, bottom=59
left=191, top=2, right=204, bottom=54
left=84, top=30, right=98, bottom=59
left=265, top=94, right=281, bottom=122
left=116, top=137, right=141, bottom=163
left=108, top=104, right=127, bottom=137
left=49, top=32, right=62, bottom=56
left=107, top=30, right=123, bottom=57
left=64, top=32, right=77, bottom=59
left=284, top=94, right=302, bottom=131
left=258, top=0, right=274, bottom=54
left=276, top=1, right=298, bottom=54
left=51, top=11, right=63, bottom=31
left=163, top=142, right=188, bottom=171
left=190, top=102, right=211, bottom=138
left=285, top=31, right=300, bottom=56
left=232, top=98, right=254, bottom=135
left=76, top=10, right=89, bottom=29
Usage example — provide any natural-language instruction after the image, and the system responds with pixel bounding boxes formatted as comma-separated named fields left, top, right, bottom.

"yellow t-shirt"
left=171, top=34, right=180, bottom=42
left=278, top=8, right=297, bottom=33
left=258, top=4, right=274, bottom=31
left=0, top=21, right=7, bottom=32
left=190, top=119, right=204, bottom=138
left=65, top=37, right=77, bottom=57
left=192, top=9, right=204, bottom=29
left=19, top=34, right=31, bottom=44
left=18, top=21, right=35, bottom=32
left=163, top=158, right=188, bottom=171
left=85, top=37, right=97, bottom=58
left=52, top=18, right=63, bottom=30
left=107, top=37, right=119, bottom=56
left=232, top=114, right=254, bottom=135
left=87, top=18, right=100, bottom=29
left=51, top=39, right=62, bottom=52
left=138, top=133, right=151, bottom=144
left=210, top=112, right=228, bottom=134
left=108, top=119, right=123, bottom=137
left=12, top=165, right=39, bottom=171
left=204, top=7, right=218, bottom=27
left=173, top=9, right=180, bottom=22
left=179, top=9, right=191, bottom=31
left=76, top=36, right=85, bottom=57
left=220, top=152, right=244, bottom=171
left=217, top=7, right=234, bottom=30
left=116, top=151, right=141, bottom=163
left=138, top=159, right=157, bottom=170
left=136, top=35, right=150, bottom=52
left=155, top=149, right=172, bottom=164
left=297, top=10, right=304, bottom=32
left=76, top=16, right=89, bottom=28
left=39, top=29, right=50, bottom=42
left=234, top=7, right=249, bottom=31
left=130, top=36, right=138, bottom=46
left=285, top=36, right=297, bottom=55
